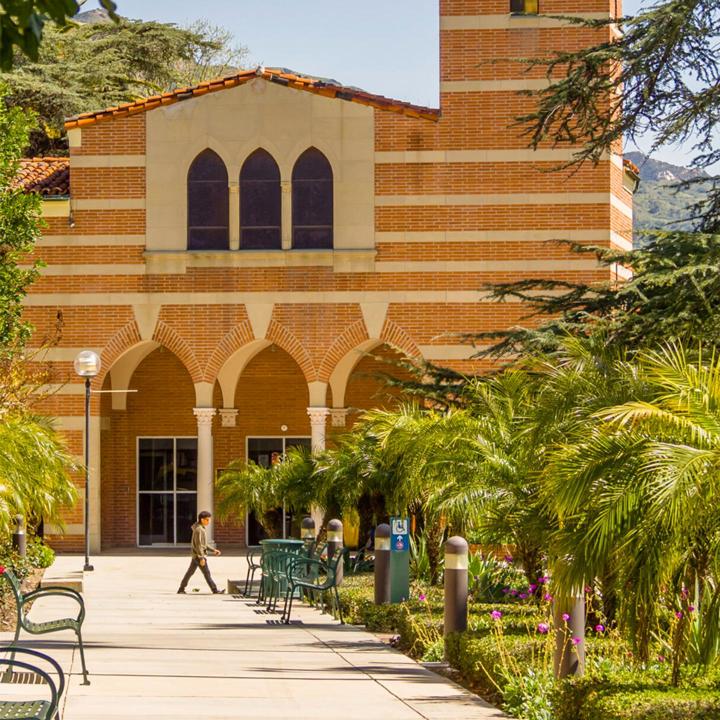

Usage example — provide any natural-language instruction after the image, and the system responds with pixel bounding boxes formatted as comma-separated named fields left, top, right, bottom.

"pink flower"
left=658, top=655, right=665, bottom=663
left=688, top=605, right=695, bottom=613
left=584, top=585, right=592, bottom=593
left=519, top=592, right=528, bottom=599
left=502, top=587, right=510, bottom=594
left=528, top=584, right=537, bottom=593
left=418, top=593, right=426, bottom=602
left=572, top=637, right=582, bottom=646
left=595, top=624, right=605, bottom=633
left=675, top=611, right=683, bottom=620
left=537, top=622, right=549, bottom=634
left=562, top=613, right=570, bottom=622
left=537, top=576, right=548, bottom=585
left=0, top=565, right=5, bottom=574
left=504, top=555, right=513, bottom=563
left=544, top=593, right=553, bottom=602
left=510, top=589, right=518, bottom=596
left=491, top=610, right=503, bottom=620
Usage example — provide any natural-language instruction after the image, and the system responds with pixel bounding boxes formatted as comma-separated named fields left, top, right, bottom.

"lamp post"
left=74, top=350, right=101, bottom=572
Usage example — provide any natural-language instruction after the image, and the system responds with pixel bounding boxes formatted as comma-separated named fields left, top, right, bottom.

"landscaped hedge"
left=336, top=575, right=720, bottom=720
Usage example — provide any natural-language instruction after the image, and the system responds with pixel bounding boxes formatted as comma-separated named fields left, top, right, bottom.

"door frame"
left=244, top=435, right=311, bottom=546
left=136, top=435, right=198, bottom=547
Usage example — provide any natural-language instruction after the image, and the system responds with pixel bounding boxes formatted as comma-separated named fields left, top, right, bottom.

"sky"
left=83, top=0, right=698, bottom=168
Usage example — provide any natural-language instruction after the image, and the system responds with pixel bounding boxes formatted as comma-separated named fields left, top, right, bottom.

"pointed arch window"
left=292, top=148, right=333, bottom=249
left=240, top=149, right=281, bottom=250
left=187, top=149, right=229, bottom=250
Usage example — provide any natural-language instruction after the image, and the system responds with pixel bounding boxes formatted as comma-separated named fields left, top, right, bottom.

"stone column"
left=307, top=407, right=330, bottom=454
left=229, top=182, right=240, bottom=250
left=281, top=180, right=292, bottom=249
left=219, top=408, right=238, bottom=427
left=330, top=408, right=349, bottom=428
left=193, top=408, right=217, bottom=539
left=307, top=407, right=330, bottom=530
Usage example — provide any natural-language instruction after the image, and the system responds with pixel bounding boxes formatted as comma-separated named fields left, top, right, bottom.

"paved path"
left=3, top=552, right=505, bottom=720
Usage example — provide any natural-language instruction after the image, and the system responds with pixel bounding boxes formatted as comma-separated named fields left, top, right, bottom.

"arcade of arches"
left=98, top=342, right=410, bottom=549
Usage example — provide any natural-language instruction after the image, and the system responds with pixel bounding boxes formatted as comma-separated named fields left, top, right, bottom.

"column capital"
left=307, top=407, right=330, bottom=426
left=193, top=407, right=217, bottom=426
left=219, top=408, right=239, bottom=427
left=330, top=408, right=349, bottom=427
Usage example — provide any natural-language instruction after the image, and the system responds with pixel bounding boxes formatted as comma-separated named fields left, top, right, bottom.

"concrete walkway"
left=3, top=552, right=505, bottom=720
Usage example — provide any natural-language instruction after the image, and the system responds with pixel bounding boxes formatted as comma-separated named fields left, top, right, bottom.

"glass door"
left=138, top=437, right=198, bottom=545
left=246, top=437, right=311, bottom=544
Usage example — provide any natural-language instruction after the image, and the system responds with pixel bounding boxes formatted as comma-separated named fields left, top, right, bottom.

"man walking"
left=177, top=511, right=225, bottom=594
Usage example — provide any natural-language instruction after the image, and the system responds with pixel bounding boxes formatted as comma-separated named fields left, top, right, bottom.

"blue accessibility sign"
left=390, top=516, right=409, bottom=552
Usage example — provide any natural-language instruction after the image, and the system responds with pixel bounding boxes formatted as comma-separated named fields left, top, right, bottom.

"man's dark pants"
left=179, top=557, right=218, bottom=592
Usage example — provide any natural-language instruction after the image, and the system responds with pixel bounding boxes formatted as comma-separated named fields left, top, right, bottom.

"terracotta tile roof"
left=64, top=67, right=440, bottom=129
left=15, top=158, right=70, bottom=196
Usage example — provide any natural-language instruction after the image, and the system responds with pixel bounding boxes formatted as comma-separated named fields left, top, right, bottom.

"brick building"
left=20, top=0, right=632, bottom=550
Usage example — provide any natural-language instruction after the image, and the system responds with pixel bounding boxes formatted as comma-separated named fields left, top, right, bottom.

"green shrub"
left=26, top=538, right=55, bottom=569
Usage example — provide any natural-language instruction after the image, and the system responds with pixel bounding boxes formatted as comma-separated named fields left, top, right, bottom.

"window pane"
left=285, top=438, right=311, bottom=451
left=188, top=228, right=229, bottom=250
left=241, top=181, right=281, bottom=226
left=242, top=150, right=280, bottom=181
left=292, top=148, right=333, bottom=181
left=139, top=493, right=174, bottom=545
left=248, top=438, right=283, bottom=468
left=188, top=150, right=228, bottom=250
left=293, top=227, right=333, bottom=250
left=241, top=227, right=281, bottom=250
left=138, top=439, right=173, bottom=492
left=176, top=493, right=197, bottom=543
left=189, top=183, right=229, bottom=226
left=293, top=181, right=332, bottom=225
left=176, top=438, right=198, bottom=491
left=188, top=149, right=228, bottom=183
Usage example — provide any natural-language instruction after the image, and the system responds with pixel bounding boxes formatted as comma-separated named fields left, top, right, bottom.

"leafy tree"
left=4, top=17, right=248, bottom=155
left=0, top=84, right=42, bottom=355
left=0, top=0, right=117, bottom=70
left=522, top=0, right=720, bottom=231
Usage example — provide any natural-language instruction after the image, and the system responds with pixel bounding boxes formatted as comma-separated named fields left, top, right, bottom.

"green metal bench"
left=0, top=647, right=65, bottom=720
left=1, top=570, right=89, bottom=685
left=281, top=548, right=344, bottom=625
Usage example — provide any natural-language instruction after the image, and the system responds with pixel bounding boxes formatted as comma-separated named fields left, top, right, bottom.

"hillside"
left=627, top=152, right=712, bottom=243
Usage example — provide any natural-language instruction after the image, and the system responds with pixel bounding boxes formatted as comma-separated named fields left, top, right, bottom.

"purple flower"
left=510, top=589, right=518, bottom=596
left=537, top=576, right=548, bottom=585
left=688, top=605, right=695, bottom=613
left=572, top=637, right=582, bottom=646
left=418, top=593, right=426, bottom=602
left=544, top=593, right=554, bottom=602
left=519, top=592, right=528, bottom=599
left=491, top=610, right=503, bottom=620
left=595, top=624, right=605, bottom=633
left=504, top=555, right=514, bottom=563
left=502, top=587, right=510, bottom=595
left=562, top=613, right=570, bottom=622
left=528, top=584, right=537, bottom=593
left=675, top=611, right=683, bottom=620
left=537, top=622, right=549, bottom=634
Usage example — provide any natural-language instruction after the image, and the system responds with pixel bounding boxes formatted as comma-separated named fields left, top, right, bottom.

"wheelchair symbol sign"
left=392, top=518, right=408, bottom=536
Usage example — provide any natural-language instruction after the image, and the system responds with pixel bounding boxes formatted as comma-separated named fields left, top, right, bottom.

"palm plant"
left=545, top=342, right=720, bottom=671
left=0, top=411, right=77, bottom=534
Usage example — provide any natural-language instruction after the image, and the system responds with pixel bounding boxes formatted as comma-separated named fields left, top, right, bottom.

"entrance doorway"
left=246, top=436, right=311, bottom=545
left=137, top=437, right=198, bottom=546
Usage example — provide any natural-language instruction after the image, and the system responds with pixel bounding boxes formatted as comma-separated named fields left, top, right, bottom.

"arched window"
left=240, top=149, right=281, bottom=250
left=187, top=149, right=229, bottom=250
left=292, top=148, right=333, bottom=249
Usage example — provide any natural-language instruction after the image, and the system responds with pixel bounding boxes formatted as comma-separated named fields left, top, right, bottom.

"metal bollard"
left=554, top=592, right=585, bottom=678
left=301, top=516, right=316, bottom=544
left=374, top=523, right=391, bottom=604
left=443, top=536, right=468, bottom=636
left=326, top=518, right=344, bottom=586
left=12, top=515, right=26, bottom=558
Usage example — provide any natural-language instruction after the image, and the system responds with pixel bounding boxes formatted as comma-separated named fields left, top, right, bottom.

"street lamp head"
left=74, top=350, right=101, bottom=378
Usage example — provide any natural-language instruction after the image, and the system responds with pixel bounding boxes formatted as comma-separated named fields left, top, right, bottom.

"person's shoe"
left=177, top=589, right=186, bottom=594
left=212, top=589, right=225, bottom=594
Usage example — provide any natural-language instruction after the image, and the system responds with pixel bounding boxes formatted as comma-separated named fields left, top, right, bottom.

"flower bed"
left=336, top=574, right=720, bottom=720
